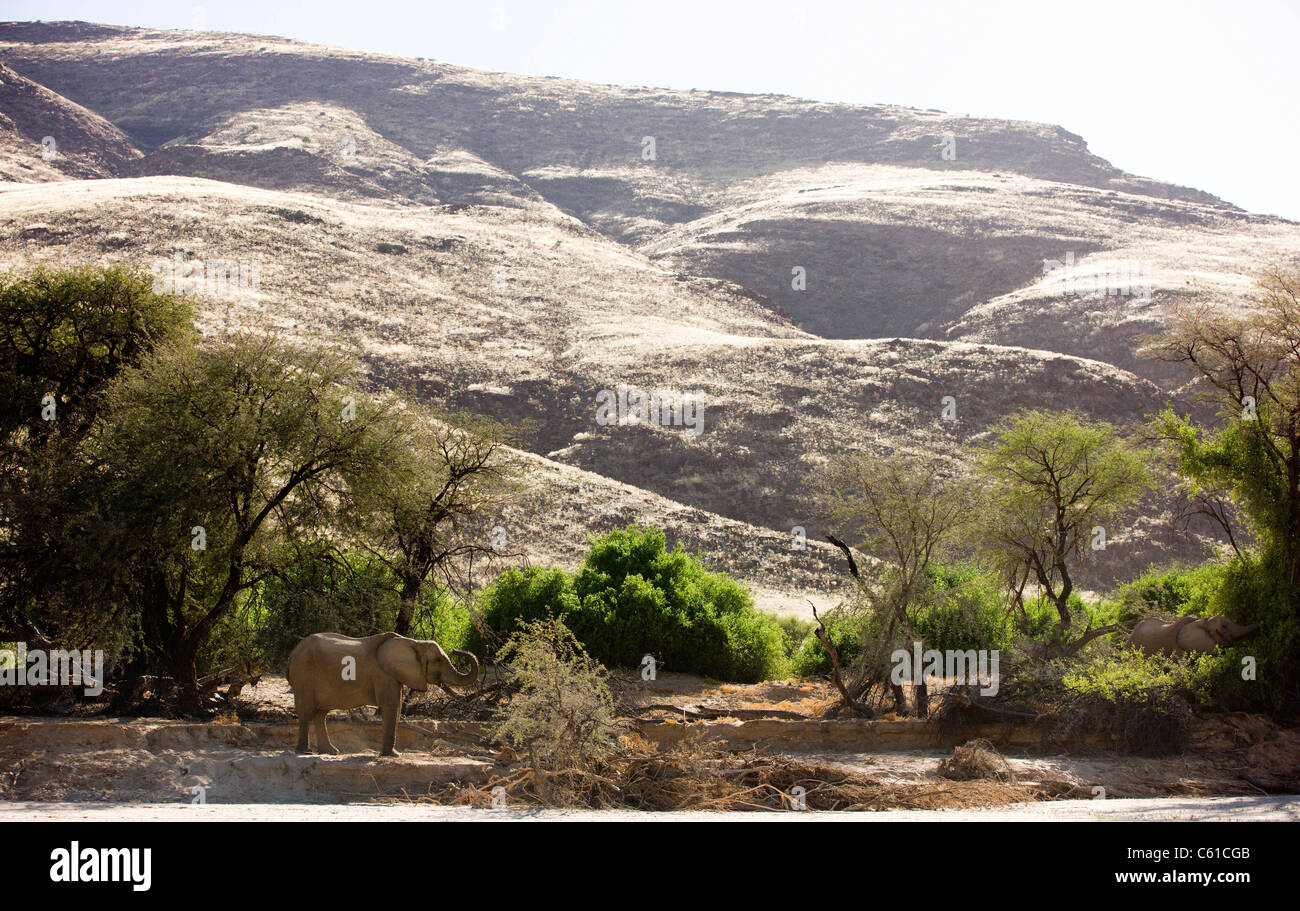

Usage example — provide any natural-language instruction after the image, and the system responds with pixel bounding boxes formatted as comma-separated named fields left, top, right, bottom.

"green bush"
left=235, top=543, right=401, bottom=668
left=788, top=608, right=861, bottom=677
left=913, top=563, right=1007, bottom=652
left=571, top=527, right=786, bottom=682
left=789, top=563, right=1011, bottom=678
left=469, top=527, right=788, bottom=682
left=409, top=589, right=473, bottom=652
left=467, top=566, right=580, bottom=656
left=1203, top=555, right=1298, bottom=710
left=1107, top=563, right=1223, bottom=621
left=1060, top=650, right=1219, bottom=706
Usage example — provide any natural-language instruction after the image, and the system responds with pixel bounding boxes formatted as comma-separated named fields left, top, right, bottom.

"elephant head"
left=1196, top=616, right=1260, bottom=647
left=376, top=636, right=480, bottom=692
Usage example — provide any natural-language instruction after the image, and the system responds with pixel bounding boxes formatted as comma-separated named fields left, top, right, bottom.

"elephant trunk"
left=447, top=649, right=480, bottom=688
left=1235, top=622, right=1261, bottom=640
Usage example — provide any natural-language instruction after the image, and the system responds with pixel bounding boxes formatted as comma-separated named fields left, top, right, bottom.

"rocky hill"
left=1, top=20, right=1297, bottom=612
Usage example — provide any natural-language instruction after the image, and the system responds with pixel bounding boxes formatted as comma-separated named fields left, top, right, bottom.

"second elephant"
left=1128, top=616, right=1260, bottom=656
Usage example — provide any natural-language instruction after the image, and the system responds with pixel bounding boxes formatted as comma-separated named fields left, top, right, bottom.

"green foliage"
left=1107, top=563, right=1223, bottom=621
left=913, top=563, right=1006, bottom=653
left=467, top=567, right=579, bottom=656
left=412, top=592, right=473, bottom=653
left=238, top=543, right=403, bottom=668
left=1096, top=558, right=1296, bottom=710
left=571, top=527, right=785, bottom=682
left=1011, top=649, right=1206, bottom=754
left=1060, top=650, right=1219, bottom=706
left=1141, top=273, right=1300, bottom=711
left=209, top=542, right=475, bottom=672
left=0, top=265, right=192, bottom=656
left=791, top=563, right=1012, bottom=678
left=470, top=528, right=788, bottom=682
left=975, top=409, right=1152, bottom=626
left=789, top=608, right=860, bottom=677
left=775, top=616, right=814, bottom=658
left=0, top=263, right=192, bottom=442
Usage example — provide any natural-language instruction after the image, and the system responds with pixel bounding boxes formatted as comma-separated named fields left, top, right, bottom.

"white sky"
left=5, top=0, right=1298, bottom=220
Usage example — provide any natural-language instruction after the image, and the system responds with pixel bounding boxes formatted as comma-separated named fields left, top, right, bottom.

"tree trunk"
left=890, top=682, right=907, bottom=714
left=395, top=572, right=422, bottom=636
left=173, top=637, right=204, bottom=715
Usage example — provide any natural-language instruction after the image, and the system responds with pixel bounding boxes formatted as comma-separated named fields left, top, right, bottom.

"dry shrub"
left=490, top=618, right=620, bottom=803
left=423, top=737, right=1044, bottom=812
left=937, top=738, right=1017, bottom=783
left=1054, top=695, right=1193, bottom=756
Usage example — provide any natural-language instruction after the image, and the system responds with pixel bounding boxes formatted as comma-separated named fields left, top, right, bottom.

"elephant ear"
left=376, top=636, right=427, bottom=691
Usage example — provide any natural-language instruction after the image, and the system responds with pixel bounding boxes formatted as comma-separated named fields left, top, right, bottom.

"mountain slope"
left=0, top=20, right=1286, bottom=608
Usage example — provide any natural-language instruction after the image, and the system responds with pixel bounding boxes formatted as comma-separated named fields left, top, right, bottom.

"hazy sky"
left=6, top=0, right=1298, bottom=220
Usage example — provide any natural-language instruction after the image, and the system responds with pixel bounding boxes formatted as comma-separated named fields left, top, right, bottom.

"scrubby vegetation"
left=466, top=526, right=789, bottom=683
left=490, top=618, right=619, bottom=796
left=810, top=272, right=1300, bottom=721
left=2, top=263, right=1297, bottom=728
left=0, top=265, right=515, bottom=712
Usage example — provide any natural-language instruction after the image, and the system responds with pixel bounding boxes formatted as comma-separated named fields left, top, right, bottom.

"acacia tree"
left=343, top=410, right=520, bottom=637
left=821, top=451, right=970, bottom=717
left=0, top=265, right=190, bottom=651
left=1143, top=267, right=1300, bottom=604
left=92, top=331, right=408, bottom=712
left=975, top=409, right=1151, bottom=632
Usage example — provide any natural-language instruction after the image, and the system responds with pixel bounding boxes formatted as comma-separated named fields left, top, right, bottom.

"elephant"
left=1127, top=616, right=1260, bottom=656
left=286, top=631, right=480, bottom=756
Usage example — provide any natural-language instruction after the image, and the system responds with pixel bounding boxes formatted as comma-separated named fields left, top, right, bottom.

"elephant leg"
left=314, top=710, right=339, bottom=755
left=294, top=693, right=313, bottom=754
left=379, top=694, right=401, bottom=757
left=295, top=714, right=311, bottom=754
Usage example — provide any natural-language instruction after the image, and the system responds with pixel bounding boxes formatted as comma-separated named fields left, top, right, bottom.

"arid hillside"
left=0, top=20, right=1297, bottom=610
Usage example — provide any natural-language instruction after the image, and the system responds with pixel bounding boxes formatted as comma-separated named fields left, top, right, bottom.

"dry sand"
left=4, top=795, right=1296, bottom=822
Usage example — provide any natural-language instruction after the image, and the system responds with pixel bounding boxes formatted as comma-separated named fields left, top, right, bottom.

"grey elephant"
left=286, top=631, right=480, bottom=756
left=1127, top=616, right=1260, bottom=656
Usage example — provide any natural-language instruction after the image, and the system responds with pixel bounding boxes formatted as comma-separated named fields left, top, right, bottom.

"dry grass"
left=937, top=738, right=1017, bottom=783
left=409, top=735, right=1045, bottom=812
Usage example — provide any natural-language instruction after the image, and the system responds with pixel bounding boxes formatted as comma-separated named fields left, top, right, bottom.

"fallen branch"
left=638, top=704, right=808, bottom=721
left=810, top=601, right=873, bottom=719
left=1061, top=621, right=1135, bottom=659
left=826, top=533, right=860, bottom=580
